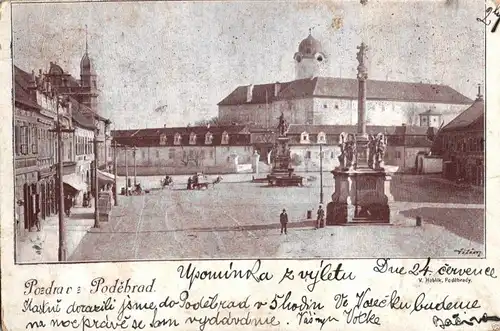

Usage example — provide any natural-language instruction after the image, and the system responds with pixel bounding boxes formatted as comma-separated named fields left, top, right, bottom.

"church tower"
left=293, top=30, right=326, bottom=79
left=80, top=27, right=99, bottom=112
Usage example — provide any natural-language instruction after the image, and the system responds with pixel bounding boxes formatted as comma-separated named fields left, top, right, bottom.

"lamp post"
left=93, top=123, right=100, bottom=229
left=48, top=92, right=73, bottom=262
left=319, top=141, right=325, bottom=204
left=132, top=146, right=137, bottom=186
left=113, top=139, right=118, bottom=206
left=125, top=145, right=129, bottom=196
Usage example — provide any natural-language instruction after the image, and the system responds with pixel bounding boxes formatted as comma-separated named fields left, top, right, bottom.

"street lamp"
left=125, top=145, right=129, bottom=196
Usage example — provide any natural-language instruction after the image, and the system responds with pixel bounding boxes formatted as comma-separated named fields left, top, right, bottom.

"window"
left=160, top=134, right=167, bottom=145
left=168, top=149, right=175, bottom=159
left=331, top=151, right=335, bottom=159
left=395, top=151, right=402, bottom=159
left=189, top=133, right=197, bottom=145
left=317, top=132, right=326, bottom=144
left=142, top=151, right=146, bottom=159
left=156, top=150, right=160, bottom=158
left=200, top=150, right=205, bottom=159
left=20, top=125, right=28, bottom=155
left=305, top=151, right=311, bottom=159
left=221, top=131, right=229, bottom=144
left=205, top=132, right=213, bottom=144
left=301, top=132, right=309, bottom=143
left=183, top=150, right=187, bottom=159
left=209, top=150, right=214, bottom=159
left=189, top=150, right=194, bottom=158
left=14, top=124, right=20, bottom=155
left=174, top=133, right=182, bottom=145
left=323, top=104, right=328, bottom=109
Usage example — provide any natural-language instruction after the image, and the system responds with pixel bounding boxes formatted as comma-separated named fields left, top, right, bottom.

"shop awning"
left=98, top=170, right=115, bottom=185
left=63, top=173, right=87, bottom=192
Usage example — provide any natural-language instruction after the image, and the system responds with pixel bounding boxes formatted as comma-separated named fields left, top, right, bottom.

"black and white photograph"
left=11, top=0, right=485, bottom=263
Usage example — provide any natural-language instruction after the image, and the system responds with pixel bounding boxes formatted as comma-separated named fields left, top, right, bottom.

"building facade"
left=14, top=66, right=73, bottom=239
left=218, top=33, right=473, bottom=129
left=112, top=125, right=255, bottom=175
left=285, top=124, right=435, bottom=173
left=433, top=95, right=484, bottom=186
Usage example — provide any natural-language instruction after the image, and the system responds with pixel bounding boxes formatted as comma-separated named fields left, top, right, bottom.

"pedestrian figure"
left=34, top=209, right=41, bottom=232
left=280, top=209, right=288, bottom=235
left=316, top=205, right=325, bottom=229
left=187, top=177, right=192, bottom=190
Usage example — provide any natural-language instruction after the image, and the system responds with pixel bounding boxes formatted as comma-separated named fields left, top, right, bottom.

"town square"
left=11, top=1, right=485, bottom=262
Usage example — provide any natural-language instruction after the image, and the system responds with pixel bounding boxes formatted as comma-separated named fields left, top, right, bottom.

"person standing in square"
left=280, top=209, right=288, bottom=235
left=316, top=205, right=325, bottom=229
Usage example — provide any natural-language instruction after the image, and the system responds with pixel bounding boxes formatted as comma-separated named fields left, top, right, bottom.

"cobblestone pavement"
left=69, top=174, right=484, bottom=261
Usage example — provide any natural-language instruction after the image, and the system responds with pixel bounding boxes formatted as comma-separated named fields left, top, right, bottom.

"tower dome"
left=298, top=33, right=323, bottom=57
left=294, top=30, right=326, bottom=79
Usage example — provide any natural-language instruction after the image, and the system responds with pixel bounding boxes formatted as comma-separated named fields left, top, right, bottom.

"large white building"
left=218, top=32, right=473, bottom=128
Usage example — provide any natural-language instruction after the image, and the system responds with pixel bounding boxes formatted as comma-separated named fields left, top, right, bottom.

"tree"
left=194, top=116, right=222, bottom=126
left=291, top=153, right=303, bottom=166
left=180, top=149, right=204, bottom=167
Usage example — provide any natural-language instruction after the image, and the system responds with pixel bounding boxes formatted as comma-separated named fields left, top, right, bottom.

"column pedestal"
left=326, top=166, right=399, bottom=225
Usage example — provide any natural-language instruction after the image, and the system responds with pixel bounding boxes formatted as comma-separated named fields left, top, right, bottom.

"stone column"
left=356, top=42, right=369, bottom=168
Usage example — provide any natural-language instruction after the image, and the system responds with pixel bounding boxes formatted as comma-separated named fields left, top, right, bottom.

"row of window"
left=160, top=132, right=231, bottom=146
left=135, top=146, right=252, bottom=160
left=443, top=135, right=484, bottom=153
left=75, top=136, right=94, bottom=155
left=303, top=151, right=335, bottom=159
left=300, top=132, right=327, bottom=143
left=14, top=123, right=55, bottom=157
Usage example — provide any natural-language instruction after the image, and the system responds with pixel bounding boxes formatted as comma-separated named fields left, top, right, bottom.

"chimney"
left=28, top=70, right=37, bottom=90
left=477, top=84, right=483, bottom=101
left=274, top=82, right=281, bottom=97
left=164, top=124, right=167, bottom=128
left=246, top=84, right=254, bottom=103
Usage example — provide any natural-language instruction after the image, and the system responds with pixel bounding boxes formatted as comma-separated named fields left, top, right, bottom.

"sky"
left=12, top=0, right=485, bottom=130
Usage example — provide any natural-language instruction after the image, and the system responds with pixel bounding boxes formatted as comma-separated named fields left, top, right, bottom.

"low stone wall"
left=116, top=165, right=238, bottom=176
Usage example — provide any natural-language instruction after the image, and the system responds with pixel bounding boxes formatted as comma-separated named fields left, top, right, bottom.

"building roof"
left=112, top=125, right=249, bottom=138
left=14, top=66, right=40, bottom=110
left=218, top=77, right=473, bottom=106
left=441, top=98, right=484, bottom=132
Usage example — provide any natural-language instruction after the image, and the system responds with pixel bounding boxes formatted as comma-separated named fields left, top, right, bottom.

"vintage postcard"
left=1, top=0, right=499, bottom=330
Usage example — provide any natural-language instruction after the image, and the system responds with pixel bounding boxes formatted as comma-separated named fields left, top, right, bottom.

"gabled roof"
left=441, top=98, right=484, bottom=132
left=14, top=65, right=40, bottom=110
left=218, top=77, right=473, bottom=106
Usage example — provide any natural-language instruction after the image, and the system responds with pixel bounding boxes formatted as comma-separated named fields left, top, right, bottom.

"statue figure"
left=374, top=133, right=387, bottom=169
left=345, top=134, right=356, bottom=169
left=367, top=134, right=376, bottom=169
left=337, top=132, right=348, bottom=169
left=277, top=112, right=286, bottom=136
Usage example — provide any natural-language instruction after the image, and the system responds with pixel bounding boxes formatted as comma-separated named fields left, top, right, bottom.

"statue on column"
left=277, top=112, right=287, bottom=136
left=356, top=42, right=369, bottom=80
left=374, top=133, right=387, bottom=169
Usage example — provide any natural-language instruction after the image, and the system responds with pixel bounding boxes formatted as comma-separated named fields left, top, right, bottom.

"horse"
left=212, top=175, right=223, bottom=187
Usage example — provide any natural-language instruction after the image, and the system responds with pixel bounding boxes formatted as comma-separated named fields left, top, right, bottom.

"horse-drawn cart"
left=191, top=174, right=211, bottom=190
